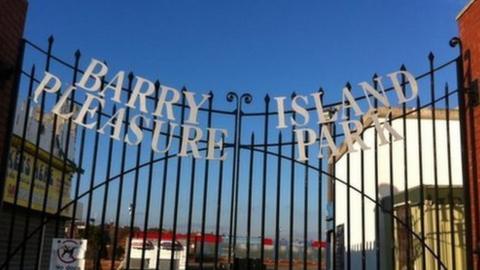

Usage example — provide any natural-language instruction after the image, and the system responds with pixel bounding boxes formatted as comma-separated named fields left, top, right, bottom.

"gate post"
left=0, top=0, right=28, bottom=206
left=457, top=0, right=480, bottom=268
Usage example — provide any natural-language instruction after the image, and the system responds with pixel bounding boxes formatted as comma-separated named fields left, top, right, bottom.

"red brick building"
left=458, top=0, right=480, bottom=268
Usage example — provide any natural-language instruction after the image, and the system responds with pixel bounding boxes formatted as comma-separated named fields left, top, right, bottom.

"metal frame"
left=0, top=36, right=474, bottom=270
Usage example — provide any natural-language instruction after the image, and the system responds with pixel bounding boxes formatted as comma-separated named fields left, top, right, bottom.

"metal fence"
left=0, top=36, right=473, bottom=270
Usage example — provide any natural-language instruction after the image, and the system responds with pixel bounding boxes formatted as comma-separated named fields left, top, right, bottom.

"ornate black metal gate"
left=0, top=37, right=473, bottom=270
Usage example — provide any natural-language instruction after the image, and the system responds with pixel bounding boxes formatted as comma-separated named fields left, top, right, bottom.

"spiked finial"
left=428, top=51, right=435, bottom=61
left=264, top=94, right=270, bottom=103
left=48, top=35, right=54, bottom=44
left=400, top=64, right=407, bottom=71
left=291, top=92, right=296, bottom=99
left=74, top=49, right=81, bottom=58
left=128, top=72, right=134, bottom=80
left=154, top=80, right=160, bottom=89
left=318, top=87, right=324, bottom=95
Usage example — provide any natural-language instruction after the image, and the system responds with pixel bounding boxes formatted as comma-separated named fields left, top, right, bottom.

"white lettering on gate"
left=33, top=58, right=417, bottom=162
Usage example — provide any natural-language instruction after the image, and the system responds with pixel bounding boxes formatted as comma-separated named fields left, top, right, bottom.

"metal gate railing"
left=0, top=36, right=473, bottom=270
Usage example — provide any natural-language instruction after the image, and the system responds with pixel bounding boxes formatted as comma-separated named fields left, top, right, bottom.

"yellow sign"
left=3, top=135, right=75, bottom=216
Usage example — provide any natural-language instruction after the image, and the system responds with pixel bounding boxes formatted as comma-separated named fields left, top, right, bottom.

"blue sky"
left=25, top=0, right=467, bottom=103
left=20, top=0, right=469, bottom=241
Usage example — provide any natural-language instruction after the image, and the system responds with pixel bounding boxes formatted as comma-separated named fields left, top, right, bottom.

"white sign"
left=49, top=238, right=87, bottom=270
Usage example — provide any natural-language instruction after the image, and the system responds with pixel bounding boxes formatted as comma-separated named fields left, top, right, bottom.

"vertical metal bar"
left=261, top=95, right=270, bottom=264
left=416, top=90, right=426, bottom=270
left=360, top=115, right=366, bottom=270
left=154, top=121, right=172, bottom=270
left=401, top=65, right=412, bottom=270
left=126, top=116, right=145, bottom=270
left=226, top=92, right=251, bottom=265
left=345, top=87, right=351, bottom=270
left=5, top=63, right=34, bottom=270
left=51, top=55, right=79, bottom=244
left=84, top=75, right=104, bottom=240
left=373, top=75, right=380, bottom=270
left=60, top=49, right=81, bottom=238
left=185, top=147, right=197, bottom=270
left=388, top=110, right=395, bottom=270
left=428, top=53, right=442, bottom=270
left=289, top=92, right=296, bottom=270
left=332, top=120, right=337, bottom=270
left=109, top=72, right=134, bottom=270
left=200, top=91, right=214, bottom=269
left=227, top=107, right=239, bottom=265
left=95, top=105, right=117, bottom=270
left=19, top=36, right=53, bottom=270
left=227, top=148, right=236, bottom=265
left=140, top=81, right=160, bottom=270
left=213, top=135, right=226, bottom=270
left=274, top=134, right=282, bottom=270
left=450, top=37, right=474, bottom=270
left=169, top=87, right=187, bottom=270
left=246, top=133, right=255, bottom=267
left=318, top=89, right=324, bottom=270
left=303, top=133, right=309, bottom=270
left=445, top=83, right=457, bottom=270
left=232, top=105, right=245, bottom=265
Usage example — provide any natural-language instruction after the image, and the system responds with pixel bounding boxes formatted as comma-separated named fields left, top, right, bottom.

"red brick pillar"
left=458, top=0, right=480, bottom=268
left=0, top=0, right=28, bottom=200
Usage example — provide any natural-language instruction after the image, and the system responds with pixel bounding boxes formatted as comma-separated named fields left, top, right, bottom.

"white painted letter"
left=97, top=108, right=126, bottom=141
left=178, top=124, right=203, bottom=158
left=126, top=76, right=155, bottom=113
left=153, top=85, right=181, bottom=121
left=51, top=85, right=76, bottom=120
left=294, top=128, right=317, bottom=162
left=388, top=70, right=418, bottom=104
left=341, top=87, right=363, bottom=120
left=151, top=120, right=178, bottom=153
left=206, top=128, right=228, bottom=160
left=73, top=93, right=105, bottom=129
left=99, top=71, right=125, bottom=103
left=184, top=91, right=210, bottom=125
left=125, top=114, right=149, bottom=146
left=76, top=59, right=108, bottom=92
left=340, top=120, right=370, bottom=153
left=358, top=77, right=390, bottom=110
left=291, top=95, right=309, bottom=127
left=275, top=96, right=287, bottom=129
left=33, top=72, right=62, bottom=103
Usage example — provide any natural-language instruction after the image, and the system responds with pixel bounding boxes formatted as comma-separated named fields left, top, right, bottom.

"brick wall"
left=458, top=0, right=480, bottom=269
left=0, top=0, right=28, bottom=200
left=0, top=0, right=32, bottom=268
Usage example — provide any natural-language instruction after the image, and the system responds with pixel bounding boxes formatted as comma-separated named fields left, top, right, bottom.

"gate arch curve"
left=0, top=37, right=469, bottom=270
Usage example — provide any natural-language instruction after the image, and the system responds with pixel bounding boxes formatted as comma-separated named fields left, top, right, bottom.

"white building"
left=327, top=108, right=466, bottom=270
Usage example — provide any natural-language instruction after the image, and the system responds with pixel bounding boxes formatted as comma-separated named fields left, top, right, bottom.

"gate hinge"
left=468, top=79, right=480, bottom=107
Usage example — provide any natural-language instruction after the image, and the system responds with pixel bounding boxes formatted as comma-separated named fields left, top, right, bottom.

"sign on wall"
left=49, top=239, right=87, bottom=270
left=2, top=101, right=76, bottom=215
